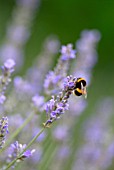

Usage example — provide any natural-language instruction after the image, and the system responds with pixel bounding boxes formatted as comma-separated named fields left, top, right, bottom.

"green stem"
left=4, top=127, right=45, bottom=170
left=0, top=111, right=34, bottom=154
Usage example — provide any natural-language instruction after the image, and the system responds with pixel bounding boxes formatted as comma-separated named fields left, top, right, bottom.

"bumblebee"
left=74, top=78, right=87, bottom=97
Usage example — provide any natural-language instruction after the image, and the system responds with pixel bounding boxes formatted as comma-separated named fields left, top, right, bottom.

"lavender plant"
left=0, top=2, right=110, bottom=170
left=0, top=30, right=102, bottom=169
left=44, top=44, right=76, bottom=95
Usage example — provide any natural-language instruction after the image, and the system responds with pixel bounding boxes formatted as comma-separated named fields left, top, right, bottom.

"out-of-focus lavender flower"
left=16, top=0, right=39, bottom=9
left=69, top=97, right=87, bottom=116
left=0, top=95, right=6, bottom=104
left=7, top=26, right=29, bottom=45
left=50, top=144, right=71, bottom=170
left=7, top=141, right=35, bottom=167
left=57, top=145, right=71, bottom=159
left=72, top=98, right=114, bottom=170
left=0, top=0, right=40, bottom=70
left=67, top=30, right=101, bottom=118
left=44, top=44, right=76, bottom=95
left=73, top=30, right=101, bottom=86
left=43, top=36, right=60, bottom=54
left=32, top=95, right=45, bottom=110
left=44, top=71, right=61, bottom=93
left=0, top=59, right=15, bottom=104
left=0, top=44, right=23, bottom=70
left=26, top=36, right=60, bottom=94
left=0, top=117, right=9, bottom=148
left=14, top=76, right=35, bottom=97
left=9, top=114, right=24, bottom=130
left=53, top=125, right=69, bottom=141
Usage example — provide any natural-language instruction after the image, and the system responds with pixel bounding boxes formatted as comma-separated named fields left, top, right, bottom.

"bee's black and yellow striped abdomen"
left=74, top=78, right=87, bottom=96
left=74, top=88, right=83, bottom=96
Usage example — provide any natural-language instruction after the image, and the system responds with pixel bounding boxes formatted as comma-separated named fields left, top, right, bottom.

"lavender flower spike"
left=7, top=141, right=35, bottom=168
left=0, top=117, right=9, bottom=148
left=44, top=44, right=76, bottom=95
left=0, top=59, right=15, bottom=104
left=43, top=75, right=85, bottom=127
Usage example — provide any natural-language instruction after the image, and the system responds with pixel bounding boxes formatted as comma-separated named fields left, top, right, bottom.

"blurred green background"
left=0, top=0, right=114, bottom=169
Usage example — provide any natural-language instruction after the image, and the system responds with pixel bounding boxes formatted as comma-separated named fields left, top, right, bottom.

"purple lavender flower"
left=73, top=30, right=101, bottom=86
left=0, top=59, right=15, bottom=104
left=21, top=150, right=33, bottom=158
left=0, top=117, right=9, bottom=148
left=44, top=44, right=76, bottom=95
left=43, top=75, right=84, bottom=127
left=7, top=141, right=35, bottom=167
